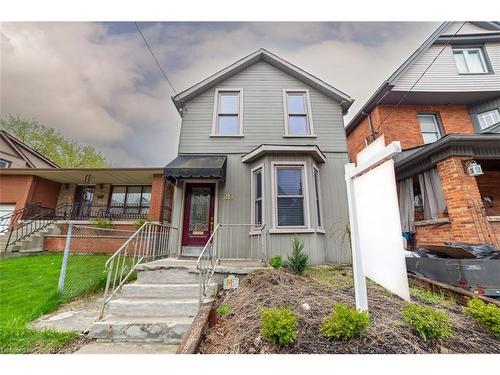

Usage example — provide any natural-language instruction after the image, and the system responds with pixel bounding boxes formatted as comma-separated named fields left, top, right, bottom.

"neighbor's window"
left=477, top=108, right=500, bottom=130
left=214, top=90, right=241, bottom=135
left=284, top=90, right=313, bottom=135
left=0, top=159, right=11, bottom=168
left=313, top=167, right=322, bottom=228
left=453, top=48, right=489, bottom=74
left=252, top=167, right=263, bottom=226
left=109, top=186, right=151, bottom=215
left=275, top=165, right=305, bottom=227
left=418, top=114, right=442, bottom=144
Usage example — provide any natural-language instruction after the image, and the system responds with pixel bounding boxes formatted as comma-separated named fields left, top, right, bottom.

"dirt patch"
left=200, top=267, right=500, bottom=354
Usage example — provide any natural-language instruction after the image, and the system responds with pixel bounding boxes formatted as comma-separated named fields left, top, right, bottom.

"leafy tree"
left=0, top=115, right=108, bottom=168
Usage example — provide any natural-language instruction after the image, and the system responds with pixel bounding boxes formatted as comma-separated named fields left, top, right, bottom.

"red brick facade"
left=347, top=104, right=475, bottom=162
left=150, top=174, right=166, bottom=222
left=415, top=222, right=455, bottom=245
left=0, top=175, right=61, bottom=212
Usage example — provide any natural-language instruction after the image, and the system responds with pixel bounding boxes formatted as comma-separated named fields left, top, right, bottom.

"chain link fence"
left=57, top=224, right=136, bottom=299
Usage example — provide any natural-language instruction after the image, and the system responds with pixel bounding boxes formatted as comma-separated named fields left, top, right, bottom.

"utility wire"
left=134, top=22, right=177, bottom=94
left=372, top=22, right=467, bottom=136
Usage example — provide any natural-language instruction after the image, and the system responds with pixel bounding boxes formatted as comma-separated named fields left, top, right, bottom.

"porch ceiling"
left=0, top=168, right=164, bottom=184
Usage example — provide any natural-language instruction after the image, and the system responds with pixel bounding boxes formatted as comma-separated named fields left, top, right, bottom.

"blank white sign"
left=353, top=159, right=410, bottom=301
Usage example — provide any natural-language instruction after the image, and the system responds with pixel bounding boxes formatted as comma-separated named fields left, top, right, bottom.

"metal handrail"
left=4, top=203, right=68, bottom=251
left=99, top=222, right=178, bottom=318
left=0, top=202, right=43, bottom=234
left=196, top=223, right=221, bottom=306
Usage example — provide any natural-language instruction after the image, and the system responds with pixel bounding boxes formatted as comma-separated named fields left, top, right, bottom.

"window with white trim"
left=452, top=48, right=489, bottom=74
left=477, top=108, right=500, bottom=130
left=313, top=167, right=322, bottom=228
left=418, top=114, right=442, bottom=144
left=284, top=90, right=313, bottom=136
left=213, top=90, right=242, bottom=136
left=252, top=167, right=263, bottom=226
left=0, top=159, right=11, bottom=168
left=275, top=165, right=305, bottom=227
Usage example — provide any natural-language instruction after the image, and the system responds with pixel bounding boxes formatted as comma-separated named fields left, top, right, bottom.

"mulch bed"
left=199, top=268, right=500, bottom=354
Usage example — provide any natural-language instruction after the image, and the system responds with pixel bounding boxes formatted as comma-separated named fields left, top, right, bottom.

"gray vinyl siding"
left=169, top=152, right=351, bottom=264
left=178, top=61, right=347, bottom=154
left=470, top=96, right=500, bottom=133
left=393, top=43, right=500, bottom=92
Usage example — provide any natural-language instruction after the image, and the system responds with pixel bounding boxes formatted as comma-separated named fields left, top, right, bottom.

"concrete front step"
left=137, top=268, right=200, bottom=284
left=89, top=316, right=194, bottom=344
left=107, top=297, right=199, bottom=318
left=122, top=282, right=217, bottom=299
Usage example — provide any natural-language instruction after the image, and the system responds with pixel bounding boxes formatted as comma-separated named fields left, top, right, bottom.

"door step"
left=89, top=316, right=194, bottom=344
left=122, top=283, right=217, bottom=299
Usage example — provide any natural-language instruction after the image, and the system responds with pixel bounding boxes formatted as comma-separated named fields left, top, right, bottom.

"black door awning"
left=164, top=155, right=227, bottom=182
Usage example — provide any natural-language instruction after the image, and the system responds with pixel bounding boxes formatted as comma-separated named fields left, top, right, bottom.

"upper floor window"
left=0, top=159, right=11, bottom=168
left=283, top=89, right=315, bottom=136
left=477, top=108, right=500, bottom=130
left=418, top=114, right=442, bottom=144
left=452, top=48, right=489, bottom=74
left=212, top=89, right=243, bottom=136
left=274, top=164, right=307, bottom=227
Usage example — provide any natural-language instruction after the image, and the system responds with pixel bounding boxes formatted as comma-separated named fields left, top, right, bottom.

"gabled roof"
left=345, top=21, right=500, bottom=135
left=0, top=130, right=59, bottom=168
left=172, top=48, right=353, bottom=114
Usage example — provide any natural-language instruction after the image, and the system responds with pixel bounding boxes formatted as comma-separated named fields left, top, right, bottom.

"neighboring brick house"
left=0, top=131, right=174, bottom=253
left=345, top=21, right=500, bottom=248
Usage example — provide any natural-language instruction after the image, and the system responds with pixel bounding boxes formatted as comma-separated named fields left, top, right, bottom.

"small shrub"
left=217, top=304, right=231, bottom=316
left=287, top=236, right=309, bottom=275
left=260, top=307, right=298, bottom=346
left=321, top=303, right=370, bottom=340
left=91, top=217, right=113, bottom=229
left=134, top=218, right=149, bottom=230
left=401, top=304, right=452, bottom=342
left=269, top=255, right=283, bottom=269
left=464, top=298, right=500, bottom=338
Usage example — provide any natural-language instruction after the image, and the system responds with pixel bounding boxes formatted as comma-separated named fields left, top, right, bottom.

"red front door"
left=181, top=183, right=215, bottom=254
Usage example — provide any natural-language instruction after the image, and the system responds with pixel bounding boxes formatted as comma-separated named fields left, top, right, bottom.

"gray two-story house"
left=164, top=49, right=354, bottom=264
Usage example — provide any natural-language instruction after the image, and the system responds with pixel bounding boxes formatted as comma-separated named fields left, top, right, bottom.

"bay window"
left=313, top=166, right=322, bottom=228
left=251, top=166, right=263, bottom=227
left=274, top=164, right=307, bottom=227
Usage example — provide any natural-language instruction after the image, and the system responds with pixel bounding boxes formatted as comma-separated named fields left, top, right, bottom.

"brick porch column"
left=149, top=174, right=166, bottom=222
left=437, top=156, right=498, bottom=246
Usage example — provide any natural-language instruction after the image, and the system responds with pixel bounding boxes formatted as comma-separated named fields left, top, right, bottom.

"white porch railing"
left=196, top=223, right=266, bottom=305
left=99, top=222, right=178, bottom=318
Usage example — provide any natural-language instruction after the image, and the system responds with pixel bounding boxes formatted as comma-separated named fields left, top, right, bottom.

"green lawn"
left=0, top=253, right=109, bottom=353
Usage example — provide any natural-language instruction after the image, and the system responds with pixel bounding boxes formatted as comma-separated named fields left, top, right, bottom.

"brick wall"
left=415, top=222, right=455, bottom=245
left=437, top=156, right=498, bottom=246
left=0, top=175, right=60, bottom=210
left=56, top=183, right=77, bottom=206
left=28, top=177, right=61, bottom=208
left=476, top=171, right=500, bottom=216
left=92, top=183, right=111, bottom=206
left=347, top=104, right=476, bottom=162
left=149, top=174, right=166, bottom=222
left=44, top=236, right=130, bottom=253
left=490, top=221, right=500, bottom=245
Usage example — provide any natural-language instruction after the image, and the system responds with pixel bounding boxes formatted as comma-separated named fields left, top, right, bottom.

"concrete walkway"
left=75, top=342, right=178, bottom=354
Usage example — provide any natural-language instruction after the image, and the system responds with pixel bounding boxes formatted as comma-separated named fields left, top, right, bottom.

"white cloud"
left=0, top=22, right=437, bottom=166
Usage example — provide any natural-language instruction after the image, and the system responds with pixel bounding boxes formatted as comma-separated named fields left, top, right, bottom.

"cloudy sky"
left=0, top=22, right=438, bottom=166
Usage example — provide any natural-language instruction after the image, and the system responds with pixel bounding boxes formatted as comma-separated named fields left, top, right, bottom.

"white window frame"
left=270, top=161, right=311, bottom=233
left=250, top=164, right=264, bottom=232
left=417, top=113, right=442, bottom=144
left=452, top=47, right=489, bottom=74
left=313, top=165, right=324, bottom=232
left=211, top=88, right=244, bottom=137
left=282, top=89, right=316, bottom=137
left=477, top=108, right=500, bottom=130
left=0, top=159, right=11, bottom=168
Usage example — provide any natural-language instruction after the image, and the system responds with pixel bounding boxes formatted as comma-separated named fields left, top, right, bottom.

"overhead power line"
left=134, top=22, right=177, bottom=94
left=372, top=21, right=467, bottom=136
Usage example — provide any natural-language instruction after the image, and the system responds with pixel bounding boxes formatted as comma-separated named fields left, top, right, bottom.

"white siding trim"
left=211, top=88, right=244, bottom=137
left=270, top=160, right=311, bottom=231
left=250, top=163, right=265, bottom=230
left=282, top=88, right=316, bottom=137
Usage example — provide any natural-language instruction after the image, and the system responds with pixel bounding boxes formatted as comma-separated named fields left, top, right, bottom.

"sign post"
left=345, top=137, right=410, bottom=310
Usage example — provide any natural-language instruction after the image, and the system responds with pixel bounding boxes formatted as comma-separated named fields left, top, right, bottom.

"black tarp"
left=164, top=155, right=227, bottom=182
